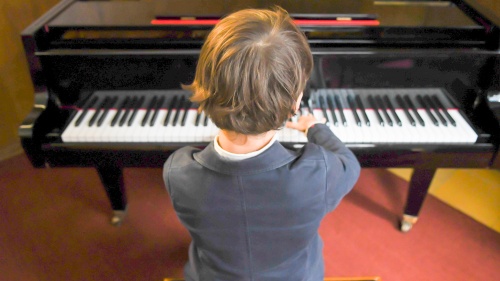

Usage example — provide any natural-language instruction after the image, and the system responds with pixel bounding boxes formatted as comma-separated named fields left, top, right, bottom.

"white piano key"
left=193, top=112, right=203, bottom=142
left=343, top=109, right=365, bottom=143
left=387, top=110, right=406, bottom=143
left=276, top=128, right=285, bottom=142
left=141, top=112, right=156, bottom=142
left=329, top=109, right=348, bottom=142
left=114, top=112, right=132, bottom=142
left=97, top=109, right=117, bottom=142
left=149, top=109, right=168, bottom=142
left=85, top=110, right=103, bottom=142
left=365, top=110, right=384, bottom=143
left=394, top=109, right=417, bottom=143
left=61, top=110, right=83, bottom=142
left=198, top=113, right=212, bottom=142
left=449, top=110, right=478, bottom=143
left=170, top=109, right=184, bottom=142
left=106, top=110, right=124, bottom=142
left=130, top=110, right=148, bottom=142
left=178, top=109, right=198, bottom=142
left=417, top=109, right=442, bottom=143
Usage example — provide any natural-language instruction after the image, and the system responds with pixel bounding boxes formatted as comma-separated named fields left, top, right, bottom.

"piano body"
left=19, top=0, right=500, bottom=231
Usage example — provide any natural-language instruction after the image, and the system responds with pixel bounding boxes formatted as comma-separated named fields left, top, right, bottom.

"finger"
left=286, top=121, right=306, bottom=132
left=285, top=121, right=296, bottom=129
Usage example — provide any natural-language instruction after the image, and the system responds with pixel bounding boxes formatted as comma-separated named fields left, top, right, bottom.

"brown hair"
left=184, top=6, right=313, bottom=135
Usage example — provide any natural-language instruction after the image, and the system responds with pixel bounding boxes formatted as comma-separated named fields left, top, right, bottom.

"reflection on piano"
left=19, top=0, right=500, bottom=231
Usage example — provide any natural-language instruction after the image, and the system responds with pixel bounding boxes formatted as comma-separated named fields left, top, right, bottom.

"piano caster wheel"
left=400, top=215, right=418, bottom=233
left=400, top=221, right=413, bottom=232
left=111, top=210, right=126, bottom=226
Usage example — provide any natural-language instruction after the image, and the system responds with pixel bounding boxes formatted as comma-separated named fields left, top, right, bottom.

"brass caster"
left=400, top=215, right=418, bottom=233
left=111, top=210, right=126, bottom=226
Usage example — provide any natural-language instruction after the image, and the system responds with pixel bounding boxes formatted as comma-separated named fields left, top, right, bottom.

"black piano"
left=19, top=0, right=500, bottom=231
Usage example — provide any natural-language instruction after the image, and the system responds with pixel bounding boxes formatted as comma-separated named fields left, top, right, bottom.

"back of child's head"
left=186, top=6, right=313, bottom=135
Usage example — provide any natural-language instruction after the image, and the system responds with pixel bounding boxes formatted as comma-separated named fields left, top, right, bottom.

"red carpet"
left=0, top=154, right=498, bottom=281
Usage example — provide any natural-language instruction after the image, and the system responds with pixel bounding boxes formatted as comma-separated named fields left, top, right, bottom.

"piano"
left=19, top=0, right=500, bottom=231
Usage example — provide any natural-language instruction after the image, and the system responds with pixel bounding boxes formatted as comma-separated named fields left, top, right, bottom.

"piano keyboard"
left=61, top=89, right=478, bottom=144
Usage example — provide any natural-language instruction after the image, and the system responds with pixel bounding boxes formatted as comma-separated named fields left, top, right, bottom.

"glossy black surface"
left=39, top=0, right=491, bottom=50
left=49, top=0, right=477, bottom=27
left=20, top=0, right=500, bottom=166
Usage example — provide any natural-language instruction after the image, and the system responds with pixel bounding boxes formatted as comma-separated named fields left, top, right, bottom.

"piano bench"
left=164, top=277, right=382, bottom=281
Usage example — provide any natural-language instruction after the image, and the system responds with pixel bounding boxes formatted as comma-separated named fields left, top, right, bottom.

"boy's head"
left=186, top=6, right=313, bottom=135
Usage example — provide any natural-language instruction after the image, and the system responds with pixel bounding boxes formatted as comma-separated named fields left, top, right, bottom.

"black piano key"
left=204, top=114, right=209, bottom=126
left=375, top=95, right=392, bottom=126
left=128, top=96, right=145, bottom=126
left=326, top=95, right=338, bottom=126
left=425, top=95, right=447, bottom=126
left=404, top=95, right=425, bottom=126
left=97, top=96, right=118, bottom=127
left=181, top=99, right=192, bottom=126
left=396, top=95, right=416, bottom=126
left=318, top=96, right=330, bottom=126
left=172, top=96, right=185, bottom=126
left=417, top=95, right=439, bottom=126
left=307, top=98, right=314, bottom=115
left=300, top=100, right=306, bottom=116
left=347, top=95, right=361, bottom=127
left=150, top=96, right=165, bottom=126
left=111, top=96, right=130, bottom=127
left=89, top=96, right=110, bottom=127
left=195, top=110, right=202, bottom=126
left=384, top=95, right=402, bottom=126
left=75, top=96, right=98, bottom=127
left=367, top=95, right=384, bottom=126
left=432, top=95, right=456, bottom=126
left=119, top=96, right=136, bottom=127
left=334, top=94, right=347, bottom=127
left=300, top=106, right=309, bottom=118
left=164, top=95, right=178, bottom=126
left=299, top=99, right=312, bottom=116
left=355, top=95, right=370, bottom=126
left=142, top=96, right=158, bottom=126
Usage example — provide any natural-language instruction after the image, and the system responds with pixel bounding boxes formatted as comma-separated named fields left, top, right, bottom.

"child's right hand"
left=286, top=114, right=326, bottom=133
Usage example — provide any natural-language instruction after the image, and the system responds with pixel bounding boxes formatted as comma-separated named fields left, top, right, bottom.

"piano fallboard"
left=40, top=142, right=494, bottom=170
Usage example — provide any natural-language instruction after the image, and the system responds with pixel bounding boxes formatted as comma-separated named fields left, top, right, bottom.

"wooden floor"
left=1, top=154, right=499, bottom=281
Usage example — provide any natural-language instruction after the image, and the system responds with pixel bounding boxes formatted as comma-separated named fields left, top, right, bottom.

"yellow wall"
left=0, top=0, right=61, bottom=161
left=475, top=0, right=500, bottom=13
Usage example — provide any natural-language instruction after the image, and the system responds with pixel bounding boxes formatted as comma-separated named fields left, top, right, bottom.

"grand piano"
left=19, top=0, right=500, bottom=231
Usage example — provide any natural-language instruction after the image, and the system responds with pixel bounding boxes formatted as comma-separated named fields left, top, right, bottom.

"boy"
left=163, top=7, right=360, bottom=281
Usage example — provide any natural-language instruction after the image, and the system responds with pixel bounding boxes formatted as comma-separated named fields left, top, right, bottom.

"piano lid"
left=40, top=0, right=496, bottom=49
left=47, top=0, right=479, bottom=29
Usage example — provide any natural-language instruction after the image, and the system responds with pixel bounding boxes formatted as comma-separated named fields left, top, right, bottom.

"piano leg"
left=401, top=168, right=436, bottom=232
left=96, top=165, right=127, bottom=226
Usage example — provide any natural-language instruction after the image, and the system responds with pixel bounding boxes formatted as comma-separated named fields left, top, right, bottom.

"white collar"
left=214, top=133, right=277, bottom=161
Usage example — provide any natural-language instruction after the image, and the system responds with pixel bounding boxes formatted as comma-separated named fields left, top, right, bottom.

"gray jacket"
left=163, top=124, right=360, bottom=281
